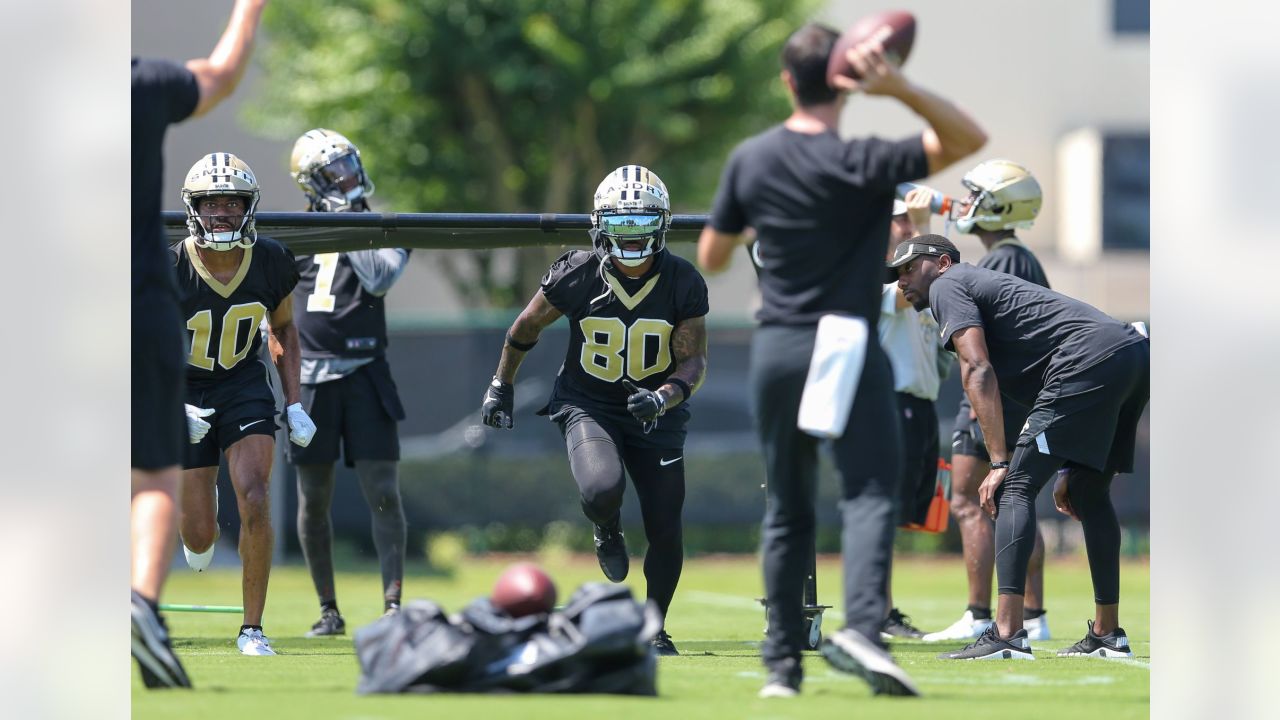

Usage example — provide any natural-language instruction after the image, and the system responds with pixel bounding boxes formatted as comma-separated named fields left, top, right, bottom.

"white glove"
left=286, top=402, right=317, bottom=447
left=185, top=404, right=215, bottom=444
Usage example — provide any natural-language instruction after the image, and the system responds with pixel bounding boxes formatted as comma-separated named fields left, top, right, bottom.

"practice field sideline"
left=134, top=555, right=1149, bottom=719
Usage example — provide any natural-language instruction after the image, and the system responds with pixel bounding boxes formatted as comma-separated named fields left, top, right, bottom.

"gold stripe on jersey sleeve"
left=604, top=273, right=660, bottom=311
left=185, top=237, right=255, bottom=299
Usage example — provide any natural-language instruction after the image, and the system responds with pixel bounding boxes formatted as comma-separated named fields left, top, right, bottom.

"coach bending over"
left=890, top=235, right=1148, bottom=661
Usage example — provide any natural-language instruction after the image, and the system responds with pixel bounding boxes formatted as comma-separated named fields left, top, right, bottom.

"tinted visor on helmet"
left=317, top=153, right=364, bottom=194
left=597, top=213, right=666, bottom=239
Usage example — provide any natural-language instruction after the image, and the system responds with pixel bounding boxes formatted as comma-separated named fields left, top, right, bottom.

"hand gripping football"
left=826, top=10, right=916, bottom=87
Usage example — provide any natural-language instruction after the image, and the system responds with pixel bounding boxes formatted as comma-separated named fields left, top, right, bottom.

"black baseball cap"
left=885, top=234, right=960, bottom=283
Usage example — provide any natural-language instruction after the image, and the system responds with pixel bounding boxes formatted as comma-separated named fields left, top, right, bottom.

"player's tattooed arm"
left=659, top=315, right=708, bottom=409
left=494, top=291, right=563, bottom=383
left=267, top=294, right=303, bottom=406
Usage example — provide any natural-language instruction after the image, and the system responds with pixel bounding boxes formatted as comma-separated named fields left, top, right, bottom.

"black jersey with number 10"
left=540, top=250, right=709, bottom=411
left=171, top=236, right=300, bottom=386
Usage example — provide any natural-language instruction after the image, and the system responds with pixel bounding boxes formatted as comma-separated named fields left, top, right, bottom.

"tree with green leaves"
left=248, top=0, right=815, bottom=307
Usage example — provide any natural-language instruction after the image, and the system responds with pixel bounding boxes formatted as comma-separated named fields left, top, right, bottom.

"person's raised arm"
left=186, top=0, right=268, bottom=118
left=697, top=227, right=743, bottom=275
left=835, top=38, right=986, bottom=175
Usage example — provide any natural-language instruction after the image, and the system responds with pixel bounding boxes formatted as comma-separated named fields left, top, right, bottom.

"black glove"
left=481, top=377, right=515, bottom=429
left=622, top=379, right=665, bottom=423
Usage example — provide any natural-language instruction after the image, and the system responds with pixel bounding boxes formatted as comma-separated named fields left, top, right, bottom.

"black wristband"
left=989, top=461, right=1010, bottom=470
left=665, top=378, right=692, bottom=402
left=505, top=333, right=537, bottom=352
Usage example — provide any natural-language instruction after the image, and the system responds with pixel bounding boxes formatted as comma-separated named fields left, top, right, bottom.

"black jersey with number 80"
left=540, top=250, right=708, bottom=409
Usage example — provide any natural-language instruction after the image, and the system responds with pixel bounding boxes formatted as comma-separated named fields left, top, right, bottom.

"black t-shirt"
left=294, top=251, right=389, bottom=359
left=171, top=237, right=301, bottom=386
left=709, top=125, right=928, bottom=326
left=977, top=239, right=1049, bottom=289
left=133, top=58, right=199, bottom=295
left=541, top=249, right=709, bottom=413
left=931, top=263, right=1145, bottom=407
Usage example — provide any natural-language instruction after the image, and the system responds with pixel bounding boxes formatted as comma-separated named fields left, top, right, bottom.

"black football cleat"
left=305, top=608, right=346, bottom=637
left=652, top=629, right=680, bottom=656
left=593, top=523, right=629, bottom=582
left=937, top=624, right=1035, bottom=660
left=131, top=590, right=192, bottom=689
left=880, top=608, right=925, bottom=640
left=1057, top=620, right=1133, bottom=658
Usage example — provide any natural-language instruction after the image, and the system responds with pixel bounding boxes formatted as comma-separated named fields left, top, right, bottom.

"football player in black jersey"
left=170, top=153, right=317, bottom=656
left=480, top=166, right=709, bottom=656
left=286, top=129, right=412, bottom=637
left=924, top=160, right=1054, bottom=644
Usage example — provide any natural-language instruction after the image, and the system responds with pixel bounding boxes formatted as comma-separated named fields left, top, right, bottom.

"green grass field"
left=134, top=554, right=1149, bottom=719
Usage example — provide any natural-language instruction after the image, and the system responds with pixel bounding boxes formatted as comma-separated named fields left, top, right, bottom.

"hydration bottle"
left=896, top=182, right=957, bottom=216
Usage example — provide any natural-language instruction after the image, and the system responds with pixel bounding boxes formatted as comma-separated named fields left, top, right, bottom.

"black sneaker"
left=881, top=608, right=925, bottom=640
left=305, top=608, right=346, bottom=637
left=652, top=629, right=679, bottom=656
left=1057, top=620, right=1133, bottom=658
left=131, top=590, right=192, bottom=689
left=820, top=628, right=920, bottom=696
left=593, top=523, right=629, bottom=582
left=938, top=624, right=1034, bottom=660
left=758, top=657, right=802, bottom=698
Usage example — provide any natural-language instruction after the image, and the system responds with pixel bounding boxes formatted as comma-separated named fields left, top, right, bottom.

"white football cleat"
left=237, top=628, right=276, bottom=656
left=922, top=610, right=993, bottom=642
left=182, top=487, right=218, bottom=572
left=1024, top=614, right=1051, bottom=642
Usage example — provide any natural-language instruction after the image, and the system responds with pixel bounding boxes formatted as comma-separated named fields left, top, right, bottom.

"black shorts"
left=132, top=291, right=186, bottom=470
left=1019, top=340, right=1149, bottom=473
left=289, top=357, right=404, bottom=467
left=183, top=359, right=280, bottom=469
left=896, top=393, right=939, bottom=526
left=951, top=396, right=1032, bottom=463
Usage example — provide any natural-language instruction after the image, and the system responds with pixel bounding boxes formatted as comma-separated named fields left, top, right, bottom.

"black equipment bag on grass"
left=355, top=582, right=662, bottom=695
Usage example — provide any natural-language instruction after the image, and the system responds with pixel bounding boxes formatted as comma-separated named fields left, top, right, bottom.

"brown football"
left=490, top=562, right=558, bottom=618
left=826, top=10, right=916, bottom=87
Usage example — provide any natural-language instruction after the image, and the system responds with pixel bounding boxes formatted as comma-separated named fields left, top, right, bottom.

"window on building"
left=1101, top=133, right=1149, bottom=250
left=1113, top=0, right=1150, bottom=35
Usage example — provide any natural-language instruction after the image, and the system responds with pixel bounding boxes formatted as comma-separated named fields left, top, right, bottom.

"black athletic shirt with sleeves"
left=930, top=264, right=1145, bottom=407
left=171, top=237, right=301, bottom=386
left=132, top=58, right=199, bottom=295
left=977, top=239, right=1049, bottom=289
left=540, top=249, right=709, bottom=413
left=708, top=125, right=928, bottom=326
left=294, top=251, right=389, bottom=359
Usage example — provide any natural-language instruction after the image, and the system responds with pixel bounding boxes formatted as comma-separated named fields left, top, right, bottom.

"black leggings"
left=563, top=415, right=685, bottom=618
left=995, top=445, right=1121, bottom=605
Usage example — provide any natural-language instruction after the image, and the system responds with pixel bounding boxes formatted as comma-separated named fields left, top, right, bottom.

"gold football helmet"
left=181, top=152, right=260, bottom=251
left=590, top=165, right=671, bottom=267
left=955, top=159, right=1042, bottom=233
left=290, top=128, right=374, bottom=212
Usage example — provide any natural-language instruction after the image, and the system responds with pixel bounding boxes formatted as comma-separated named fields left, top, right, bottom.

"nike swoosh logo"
left=239, top=419, right=266, bottom=431
left=659, top=457, right=682, bottom=466
left=940, top=322, right=949, bottom=338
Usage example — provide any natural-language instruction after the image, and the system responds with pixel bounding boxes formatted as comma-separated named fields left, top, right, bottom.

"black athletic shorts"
left=289, top=356, right=404, bottom=467
left=1019, top=339, right=1149, bottom=473
left=132, top=290, right=186, bottom=470
left=896, top=393, right=939, bottom=526
left=545, top=402, right=686, bottom=454
left=951, top=396, right=1032, bottom=463
left=183, top=359, right=280, bottom=469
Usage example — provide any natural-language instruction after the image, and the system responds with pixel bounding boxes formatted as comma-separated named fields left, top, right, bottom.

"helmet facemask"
left=954, top=159, right=1042, bottom=234
left=291, top=129, right=375, bottom=213
left=590, top=165, right=672, bottom=268
left=181, top=153, right=261, bottom=251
